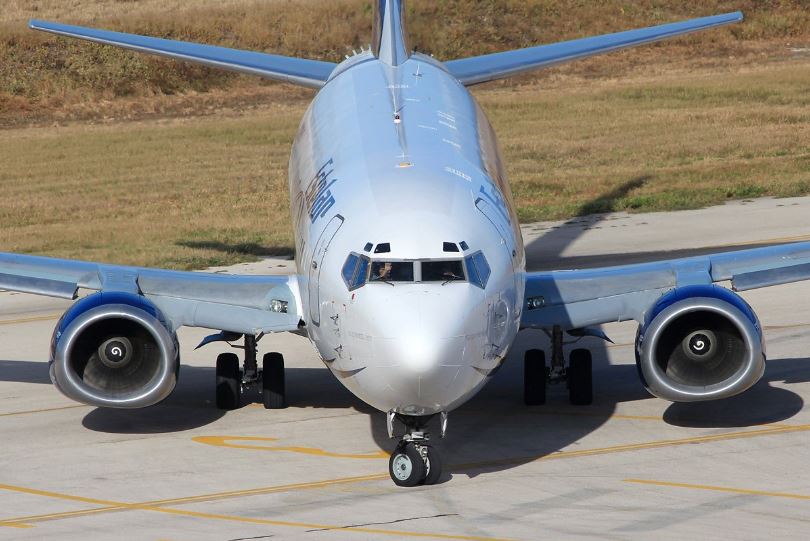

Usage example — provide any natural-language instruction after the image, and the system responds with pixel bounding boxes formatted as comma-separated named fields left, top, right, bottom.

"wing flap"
left=732, top=262, right=810, bottom=292
left=445, top=12, right=743, bottom=86
left=0, top=273, right=78, bottom=299
left=29, top=19, right=336, bottom=89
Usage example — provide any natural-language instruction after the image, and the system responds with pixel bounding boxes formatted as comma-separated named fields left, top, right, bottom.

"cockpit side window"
left=422, top=260, right=465, bottom=283
left=465, top=251, right=491, bottom=289
left=342, top=253, right=370, bottom=290
left=370, top=261, right=414, bottom=283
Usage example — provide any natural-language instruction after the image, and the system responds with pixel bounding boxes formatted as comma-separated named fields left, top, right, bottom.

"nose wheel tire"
left=423, top=445, right=442, bottom=485
left=524, top=349, right=547, bottom=405
left=568, top=348, right=593, bottom=405
left=262, top=352, right=287, bottom=409
left=389, top=442, right=427, bottom=487
left=216, top=352, right=241, bottom=410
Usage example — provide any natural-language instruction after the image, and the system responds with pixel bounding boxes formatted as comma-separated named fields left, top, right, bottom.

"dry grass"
left=489, top=63, right=810, bottom=221
left=2, top=0, right=809, bottom=123
left=0, top=1, right=808, bottom=268
left=0, top=105, right=303, bottom=269
left=1, top=0, right=272, bottom=23
left=1, top=60, right=808, bottom=269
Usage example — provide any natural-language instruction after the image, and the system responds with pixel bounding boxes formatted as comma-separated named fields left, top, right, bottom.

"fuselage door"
left=308, top=215, right=344, bottom=327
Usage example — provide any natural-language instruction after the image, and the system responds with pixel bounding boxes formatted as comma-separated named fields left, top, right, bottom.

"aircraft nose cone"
left=371, top=290, right=471, bottom=373
left=391, top=331, right=461, bottom=374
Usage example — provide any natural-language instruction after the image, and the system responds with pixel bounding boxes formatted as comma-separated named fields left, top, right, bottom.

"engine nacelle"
left=636, top=285, right=765, bottom=402
left=49, top=292, right=179, bottom=409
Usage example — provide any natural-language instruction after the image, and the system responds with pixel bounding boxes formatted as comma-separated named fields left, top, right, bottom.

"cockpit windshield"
left=342, top=251, right=490, bottom=290
left=421, top=260, right=465, bottom=283
left=370, top=261, right=414, bottom=283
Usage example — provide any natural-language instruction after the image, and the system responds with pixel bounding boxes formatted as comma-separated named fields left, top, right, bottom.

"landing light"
left=270, top=299, right=289, bottom=313
left=527, top=296, right=545, bottom=310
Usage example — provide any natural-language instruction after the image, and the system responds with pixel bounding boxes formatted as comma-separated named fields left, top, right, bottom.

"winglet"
left=372, top=0, right=410, bottom=66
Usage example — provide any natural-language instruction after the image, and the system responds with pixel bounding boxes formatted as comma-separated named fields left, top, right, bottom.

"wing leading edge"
left=445, top=11, right=743, bottom=86
left=0, top=252, right=301, bottom=335
left=522, top=241, right=810, bottom=331
left=29, top=20, right=336, bottom=89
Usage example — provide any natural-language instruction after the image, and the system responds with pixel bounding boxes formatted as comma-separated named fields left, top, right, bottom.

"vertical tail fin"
left=372, top=0, right=410, bottom=66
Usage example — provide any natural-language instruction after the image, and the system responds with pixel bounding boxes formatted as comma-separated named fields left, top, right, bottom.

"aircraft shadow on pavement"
left=83, top=364, right=380, bottom=434
left=0, top=359, right=376, bottom=434
left=663, top=357, right=806, bottom=428
left=0, top=350, right=805, bottom=476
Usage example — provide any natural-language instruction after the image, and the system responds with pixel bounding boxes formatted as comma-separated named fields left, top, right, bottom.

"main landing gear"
left=524, top=325, right=593, bottom=406
left=215, top=334, right=287, bottom=410
left=387, top=412, right=446, bottom=487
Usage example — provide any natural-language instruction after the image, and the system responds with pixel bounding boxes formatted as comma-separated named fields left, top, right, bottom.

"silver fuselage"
left=288, top=52, right=525, bottom=416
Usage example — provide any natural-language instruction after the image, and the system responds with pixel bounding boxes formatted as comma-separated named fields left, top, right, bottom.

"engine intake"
left=50, top=292, right=179, bottom=408
left=636, top=285, right=765, bottom=402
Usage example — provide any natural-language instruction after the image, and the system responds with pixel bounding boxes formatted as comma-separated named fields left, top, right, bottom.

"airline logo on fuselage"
left=298, top=158, right=339, bottom=225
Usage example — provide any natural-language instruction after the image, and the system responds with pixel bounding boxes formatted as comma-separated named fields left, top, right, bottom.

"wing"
left=522, top=242, right=810, bottom=330
left=0, top=253, right=301, bottom=335
left=445, top=12, right=743, bottom=86
left=29, top=20, right=336, bottom=89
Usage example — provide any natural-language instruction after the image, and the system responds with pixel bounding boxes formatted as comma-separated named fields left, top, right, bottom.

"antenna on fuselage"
left=372, top=0, right=410, bottom=66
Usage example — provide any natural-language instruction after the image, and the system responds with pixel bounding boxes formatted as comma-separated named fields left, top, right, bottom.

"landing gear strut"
left=387, top=412, right=444, bottom=486
left=524, top=325, right=593, bottom=406
left=214, top=334, right=287, bottom=410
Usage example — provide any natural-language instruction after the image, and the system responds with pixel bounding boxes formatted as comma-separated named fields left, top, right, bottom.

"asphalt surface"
left=3, top=196, right=810, bottom=540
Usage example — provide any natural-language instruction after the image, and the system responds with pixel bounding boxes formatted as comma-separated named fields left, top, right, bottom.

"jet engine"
left=635, top=285, right=765, bottom=402
left=49, top=292, right=179, bottom=408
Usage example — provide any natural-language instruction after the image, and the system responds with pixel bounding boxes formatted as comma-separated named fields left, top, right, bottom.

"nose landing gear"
left=387, top=412, right=444, bottom=486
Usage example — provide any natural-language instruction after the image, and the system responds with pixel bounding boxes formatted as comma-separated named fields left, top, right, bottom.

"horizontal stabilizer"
left=445, top=12, right=743, bottom=86
left=29, top=19, right=336, bottom=89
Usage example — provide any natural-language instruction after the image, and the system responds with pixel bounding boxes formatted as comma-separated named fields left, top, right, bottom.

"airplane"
left=5, top=2, right=810, bottom=487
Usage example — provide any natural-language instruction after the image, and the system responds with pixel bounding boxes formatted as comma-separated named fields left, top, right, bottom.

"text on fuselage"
left=296, top=158, right=339, bottom=226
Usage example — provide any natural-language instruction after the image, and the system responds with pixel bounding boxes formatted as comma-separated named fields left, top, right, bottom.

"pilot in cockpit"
left=374, top=262, right=393, bottom=281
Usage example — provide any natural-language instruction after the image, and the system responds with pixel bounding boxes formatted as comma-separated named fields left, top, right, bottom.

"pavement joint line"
left=624, top=478, right=810, bottom=502
left=5, top=422, right=810, bottom=529
left=0, top=405, right=89, bottom=417
left=0, top=482, right=515, bottom=541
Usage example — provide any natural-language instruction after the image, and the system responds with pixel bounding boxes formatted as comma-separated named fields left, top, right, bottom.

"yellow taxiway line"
left=452, top=422, right=810, bottom=472
left=4, top=422, right=810, bottom=532
left=0, top=313, right=61, bottom=326
left=625, top=478, right=810, bottom=502
left=0, top=482, right=513, bottom=541
left=193, top=435, right=390, bottom=458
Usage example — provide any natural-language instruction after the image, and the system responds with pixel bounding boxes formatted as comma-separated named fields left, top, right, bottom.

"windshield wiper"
left=442, top=274, right=465, bottom=285
left=372, top=276, right=396, bottom=286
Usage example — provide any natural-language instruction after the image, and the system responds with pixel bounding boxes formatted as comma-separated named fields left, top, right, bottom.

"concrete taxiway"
left=3, top=196, right=810, bottom=540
